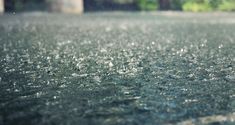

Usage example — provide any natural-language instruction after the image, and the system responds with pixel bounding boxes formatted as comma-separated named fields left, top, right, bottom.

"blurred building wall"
left=0, top=0, right=4, bottom=13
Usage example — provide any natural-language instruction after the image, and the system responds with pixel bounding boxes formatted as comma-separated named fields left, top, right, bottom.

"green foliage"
left=182, top=0, right=212, bottom=12
left=137, top=0, right=158, bottom=11
left=218, top=0, right=235, bottom=11
left=170, top=0, right=184, bottom=10
left=113, top=0, right=134, bottom=4
left=182, top=0, right=235, bottom=12
left=208, top=0, right=223, bottom=9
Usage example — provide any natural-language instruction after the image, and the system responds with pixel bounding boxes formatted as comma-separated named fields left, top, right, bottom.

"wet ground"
left=0, top=12, right=235, bottom=125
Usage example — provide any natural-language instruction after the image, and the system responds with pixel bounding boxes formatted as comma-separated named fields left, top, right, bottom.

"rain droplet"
left=36, top=92, right=42, bottom=98
left=93, top=76, right=101, bottom=83
left=71, top=73, right=88, bottom=77
left=14, top=89, right=20, bottom=92
left=55, top=54, right=60, bottom=59
left=218, top=44, right=223, bottom=49
left=184, top=99, right=198, bottom=103
left=108, top=62, right=114, bottom=68
left=100, top=48, right=107, bottom=53
left=225, top=75, right=235, bottom=82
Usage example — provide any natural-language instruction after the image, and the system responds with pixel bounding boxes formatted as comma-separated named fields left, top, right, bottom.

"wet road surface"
left=0, top=12, right=235, bottom=125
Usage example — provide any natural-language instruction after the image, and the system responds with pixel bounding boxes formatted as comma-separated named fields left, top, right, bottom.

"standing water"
left=0, top=12, right=235, bottom=125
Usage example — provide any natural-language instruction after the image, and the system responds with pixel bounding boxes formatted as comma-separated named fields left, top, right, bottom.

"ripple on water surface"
left=0, top=13, right=235, bottom=125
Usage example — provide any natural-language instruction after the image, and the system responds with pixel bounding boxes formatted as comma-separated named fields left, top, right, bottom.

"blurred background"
left=1, top=0, right=235, bottom=13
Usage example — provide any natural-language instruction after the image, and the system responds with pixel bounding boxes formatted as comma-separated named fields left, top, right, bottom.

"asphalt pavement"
left=0, top=12, right=235, bottom=125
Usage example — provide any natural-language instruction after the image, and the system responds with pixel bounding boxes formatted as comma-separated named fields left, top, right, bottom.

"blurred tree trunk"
left=0, top=0, right=4, bottom=13
left=48, top=0, right=83, bottom=14
left=159, top=0, right=170, bottom=10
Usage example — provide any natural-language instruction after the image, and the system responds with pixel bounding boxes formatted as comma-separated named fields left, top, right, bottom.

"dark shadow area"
left=4, top=0, right=47, bottom=12
left=3, top=0, right=235, bottom=13
left=84, top=0, right=138, bottom=11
